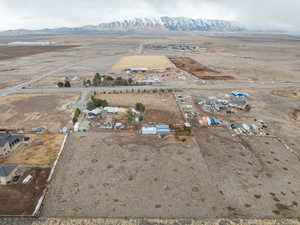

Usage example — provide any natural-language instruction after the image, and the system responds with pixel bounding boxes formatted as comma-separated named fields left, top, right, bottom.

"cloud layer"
left=0, top=0, right=299, bottom=31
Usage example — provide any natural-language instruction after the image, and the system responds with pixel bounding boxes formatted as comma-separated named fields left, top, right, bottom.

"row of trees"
left=87, top=96, right=109, bottom=111
left=126, top=103, right=146, bottom=122
left=72, top=108, right=81, bottom=124
left=83, top=73, right=134, bottom=87
left=57, top=80, right=71, bottom=88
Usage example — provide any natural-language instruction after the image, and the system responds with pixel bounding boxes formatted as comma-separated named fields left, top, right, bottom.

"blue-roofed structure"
left=156, top=125, right=171, bottom=135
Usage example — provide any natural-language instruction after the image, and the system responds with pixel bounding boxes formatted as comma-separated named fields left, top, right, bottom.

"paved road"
left=1, top=82, right=299, bottom=96
left=137, top=43, right=144, bottom=55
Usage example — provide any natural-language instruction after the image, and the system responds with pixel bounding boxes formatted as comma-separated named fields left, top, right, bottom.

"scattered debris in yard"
left=150, top=44, right=202, bottom=52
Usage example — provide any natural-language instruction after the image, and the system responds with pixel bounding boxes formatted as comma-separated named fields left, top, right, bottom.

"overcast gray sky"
left=0, top=0, right=299, bottom=31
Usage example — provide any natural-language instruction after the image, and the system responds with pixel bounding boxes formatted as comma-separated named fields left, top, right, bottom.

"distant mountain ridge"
left=95, top=17, right=244, bottom=32
left=0, top=17, right=245, bottom=36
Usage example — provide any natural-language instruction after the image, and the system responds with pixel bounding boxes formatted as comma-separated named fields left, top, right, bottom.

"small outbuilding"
left=126, top=68, right=149, bottom=73
left=141, top=127, right=157, bottom=135
left=156, top=125, right=171, bottom=135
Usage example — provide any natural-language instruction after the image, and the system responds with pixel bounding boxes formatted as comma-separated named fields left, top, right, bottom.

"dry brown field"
left=111, top=55, right=175, bottom=72
left=0, top=134, right=65, bottom=166
left=0, top=93, right=79, bottom=132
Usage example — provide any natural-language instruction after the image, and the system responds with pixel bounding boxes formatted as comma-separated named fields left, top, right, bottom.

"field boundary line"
left=47, top=133, right=69, bottom=183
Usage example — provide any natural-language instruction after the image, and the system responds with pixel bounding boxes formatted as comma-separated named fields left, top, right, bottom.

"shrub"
left=72, top=117, right=78, bottom=124
left=57, top=82, right=64, bottom=88
left=106, top=76, right=114, bottom=81
left=87, top=101, right=97, bottom=111
left=64, top=81, right=71, bottom=87
left=128, top=78, right=133, bottom=85
left=72, top=108, right=81, bottom=124
left=87, top=97, right=108, bottom=110
left=92, top=98, right=108, bottom=108
left=126, top=111, right=134, bottom=122
left=93, top=73, right=102, bottom=86
left=74, top=108, right=81, bottom=118
left=135, top=103, right=145, bottom=112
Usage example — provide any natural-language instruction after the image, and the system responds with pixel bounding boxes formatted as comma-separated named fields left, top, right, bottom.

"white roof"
left=141, top=127, right=157, bottom=134
left=128, top=67, right=149, bottom=71
left=104, top=107, right=120, bottom=113
left=90, top=108, right=103, bottom=114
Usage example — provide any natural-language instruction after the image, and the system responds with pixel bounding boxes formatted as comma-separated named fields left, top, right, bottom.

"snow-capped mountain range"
left=0, top=17, right=245, bottom=36
left=95, top=17, right=244, bottom=32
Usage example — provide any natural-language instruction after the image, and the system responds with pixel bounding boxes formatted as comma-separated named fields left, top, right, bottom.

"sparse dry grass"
left=0, top=134, right=65, bottom=166
left=0, top=93, right=79, bottom=132
left=95, top=93, right=177, bottom=111
left=111, top=55, right=174, bottom=72
left=95, top=93, right=184, bottom=123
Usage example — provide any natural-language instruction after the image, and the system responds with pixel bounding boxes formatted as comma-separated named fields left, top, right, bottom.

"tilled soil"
left=0, top=167, right=50, bottom=216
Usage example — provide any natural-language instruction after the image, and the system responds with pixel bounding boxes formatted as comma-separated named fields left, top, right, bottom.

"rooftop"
left=0, top=132, right=26, bottom=147
left=0, top=165, right=17, bottom=177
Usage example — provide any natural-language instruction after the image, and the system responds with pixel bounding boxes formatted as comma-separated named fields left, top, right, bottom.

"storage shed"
left=141, top=127, right=157, bottom=135
left=156, top=125, right=171, bottom=135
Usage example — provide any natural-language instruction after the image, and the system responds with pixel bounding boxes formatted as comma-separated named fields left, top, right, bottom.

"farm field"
left=111, top=55, right=175, bottom=72
left=169, top=57, right=234, bottom=80
left=42, top=132, right=224, bottom=218
left=193, top=127, right=300, bottom=218
left=42, top=129, right=300, bottom=218
left=0, top=93, right=79, bottom=132
left=0, top=46, right=78, bottom=61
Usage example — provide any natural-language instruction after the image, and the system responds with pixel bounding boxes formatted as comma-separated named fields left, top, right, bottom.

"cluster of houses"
left=152, top=44, right=201, bottom=52
left=0, top=132, right=30, bottom=185
left=198, top=91, right=250, bottom=114
left=84, top=107, right=125, bottom=119
left=80, top=106, right=141, bottom=130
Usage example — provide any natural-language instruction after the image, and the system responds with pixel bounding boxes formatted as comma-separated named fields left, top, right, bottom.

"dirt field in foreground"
left=42, top=132, right=224, bottom=218
left=42, top=130, right=300, bottom=218
left=111, top=55, right=175, bottom=72
left=0, top=93, right=79, bottom=132
left=31, top=218, right=300, bottom=225
left=0, top=167, right=50, bottom=216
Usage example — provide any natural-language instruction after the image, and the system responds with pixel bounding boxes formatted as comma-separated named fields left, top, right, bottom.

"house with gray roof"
left=0, top=165, right=18, bottom=185
left=0, top=132, right=29, bottom=160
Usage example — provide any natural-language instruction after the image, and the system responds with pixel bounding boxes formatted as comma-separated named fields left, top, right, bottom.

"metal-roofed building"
left=141, top=127, right=157, bottom=135
left=126, top=68, right=149, bottom=72
left=156, top=125, right=171, bottom=135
